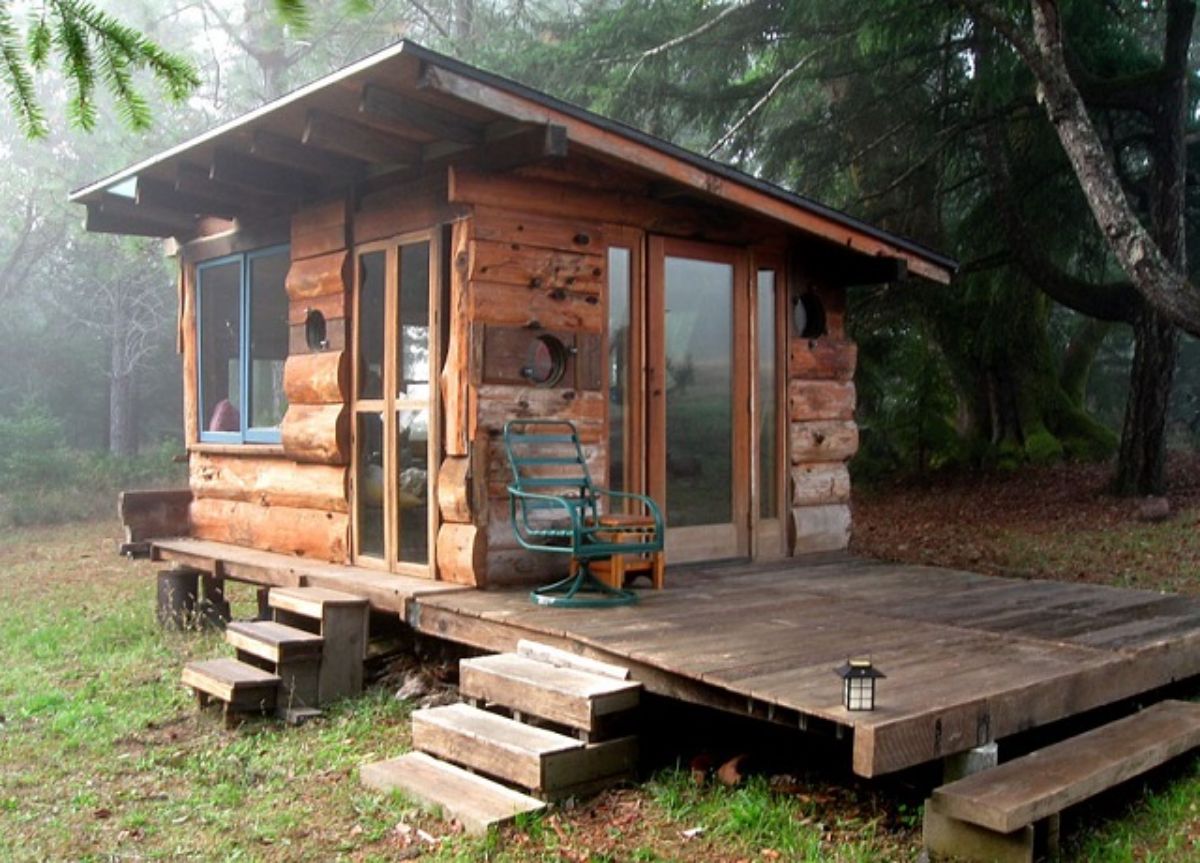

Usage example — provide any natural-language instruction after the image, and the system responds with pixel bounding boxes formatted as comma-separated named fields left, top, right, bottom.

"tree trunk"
left=1115, top=309, right=1179, bottom=496
left=109, top=369, right=138, bottom=456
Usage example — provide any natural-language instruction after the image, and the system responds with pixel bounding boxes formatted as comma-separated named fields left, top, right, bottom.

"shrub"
left=0, top=402, right=184, bottom=527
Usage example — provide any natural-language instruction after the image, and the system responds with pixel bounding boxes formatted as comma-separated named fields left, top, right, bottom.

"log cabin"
left=74, top=40, right=955, bottom=585
left=73, top=45, right=1200, bottom=848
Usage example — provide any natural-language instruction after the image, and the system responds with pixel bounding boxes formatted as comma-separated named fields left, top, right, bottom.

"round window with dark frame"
left=304, top=309, right=328, bottom=351
left=522, top=335, right=569, bottom=387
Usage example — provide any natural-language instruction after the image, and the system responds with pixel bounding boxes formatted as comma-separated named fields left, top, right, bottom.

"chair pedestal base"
left=530, top=565, right=639, bottom=608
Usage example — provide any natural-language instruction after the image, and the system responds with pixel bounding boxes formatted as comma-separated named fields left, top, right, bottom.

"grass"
left=2, top=515, right=1199, bottom=861
left=0, top=520, right=914, bottom=862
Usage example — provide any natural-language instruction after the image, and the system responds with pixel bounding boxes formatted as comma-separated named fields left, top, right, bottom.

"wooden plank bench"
left=924, top=700, right=1200, bottom=862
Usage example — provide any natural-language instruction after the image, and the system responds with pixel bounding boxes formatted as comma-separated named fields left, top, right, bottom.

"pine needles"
left=3, top=0, right=202, bottom=138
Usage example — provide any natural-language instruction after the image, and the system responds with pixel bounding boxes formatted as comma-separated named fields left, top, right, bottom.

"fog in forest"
left=1, top=0, right=1197, bottom=528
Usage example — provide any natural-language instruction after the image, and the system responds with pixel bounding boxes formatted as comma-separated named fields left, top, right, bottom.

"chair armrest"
left=507, top=486, right=588, bottom=552
left=591, top=488, right=665, bottom=536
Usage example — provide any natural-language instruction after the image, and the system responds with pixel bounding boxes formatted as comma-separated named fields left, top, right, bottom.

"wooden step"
left=412, top=702, right=637, bottom=796
left=460, top=653, right=641, bottom=732
left=226, top=620, right=324, bottom=664
left=361, top=751, right=546, bottom=835
left=925, top=700, right=1200, bottom=863
left=268, top=585, right=367, bottom=620
left=181, top=658, right=279, bottom=710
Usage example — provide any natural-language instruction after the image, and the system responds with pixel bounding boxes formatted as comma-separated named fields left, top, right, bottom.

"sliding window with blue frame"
left=196, top=244, right=290, bottom=444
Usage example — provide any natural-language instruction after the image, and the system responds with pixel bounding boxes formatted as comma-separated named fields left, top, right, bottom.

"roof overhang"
left=71, top=40, right=956, bottom=284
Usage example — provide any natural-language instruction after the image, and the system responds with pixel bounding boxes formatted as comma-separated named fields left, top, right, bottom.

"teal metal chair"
left=504, top=419, right=664, bottom=607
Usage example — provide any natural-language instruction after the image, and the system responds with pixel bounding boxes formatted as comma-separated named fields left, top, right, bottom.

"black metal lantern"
left=835, top=657, right=885, bottom=711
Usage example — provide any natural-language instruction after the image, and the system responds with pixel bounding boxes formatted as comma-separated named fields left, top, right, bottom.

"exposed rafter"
left=176, top=163, right=291, bottom=212
left=461, top=124, right=567, bottom=173
left=359, top=84, right=484, bottom=145
left=211, top=149, right=317, bottom=197
left=250, top=130, right=367, bottom=185
left=303, top=110, right=423, bottom=166
left=87, top=195, right=197, bottom=237
left=136, top=176, right=245, bottom=220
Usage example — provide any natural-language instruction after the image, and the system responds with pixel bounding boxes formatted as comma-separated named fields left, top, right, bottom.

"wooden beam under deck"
left=150, top=537, right=467, bottom=617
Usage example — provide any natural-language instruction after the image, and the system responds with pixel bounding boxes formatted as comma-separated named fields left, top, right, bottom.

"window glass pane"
left=199, top=260, right=242, bottom=434
left=357, top=412, right=385, bottom=559
left=359, top=251, right=386, bottom=399
left=248, top=250, right=289, bottom=430
left=664, top=256, right=733, bottom=527
left=396, top=407, right=429, bottom=564
left=607, top=247, right=631, bottom=492
left=758, top=270, right=778, bottom=518
left=398, top=242, right=430, bottom=400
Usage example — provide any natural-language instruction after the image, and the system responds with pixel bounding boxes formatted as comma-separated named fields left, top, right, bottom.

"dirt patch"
left=853, top=455, right=1200, bottom=593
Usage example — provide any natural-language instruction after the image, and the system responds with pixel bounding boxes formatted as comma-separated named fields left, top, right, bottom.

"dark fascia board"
left=69, top=39, right=957, bottom=277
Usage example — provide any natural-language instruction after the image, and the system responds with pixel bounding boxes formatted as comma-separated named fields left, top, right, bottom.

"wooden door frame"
left=750, top=249, right=790, bottom=560
left=647, top=235, right=751, bottom=563
left=603, top=225, right=647, bottom=497
left=350, top=229, right=442, bottom=577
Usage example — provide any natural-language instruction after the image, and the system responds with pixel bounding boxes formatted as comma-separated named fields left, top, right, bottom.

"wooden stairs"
left=361, top=642, right=643, bottom=834
left=182, top=586, right=369, bottom=727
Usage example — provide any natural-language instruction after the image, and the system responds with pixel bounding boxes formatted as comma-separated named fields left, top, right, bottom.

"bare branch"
left=624, top=2, right=748, bottom=88
left=707, top=45, right=825, bottom=156
left=408, top=0, right=450, bottom=39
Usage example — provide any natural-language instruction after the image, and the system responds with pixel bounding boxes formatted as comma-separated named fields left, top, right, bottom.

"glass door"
left=647, top=237, right=750, bottom=563
left=352, top=233, right=439, bottom=576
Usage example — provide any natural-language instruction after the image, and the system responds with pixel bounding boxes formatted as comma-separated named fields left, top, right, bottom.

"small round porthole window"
left=522, top=335, right=569, bottom=387
left=305, top=309, right=328, bottom=351
left=793, top=292, right=827, bottom=339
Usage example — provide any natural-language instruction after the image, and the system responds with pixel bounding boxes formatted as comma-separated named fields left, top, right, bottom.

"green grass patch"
left=1, top=519, right=1198, bottom=861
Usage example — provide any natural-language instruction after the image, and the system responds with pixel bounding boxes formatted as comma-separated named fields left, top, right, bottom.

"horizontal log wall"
left=188, top=196, right=353, bottom=563
left=439, top=198, right=612, bottom=587
left=788, top=302, right=858, bottom=553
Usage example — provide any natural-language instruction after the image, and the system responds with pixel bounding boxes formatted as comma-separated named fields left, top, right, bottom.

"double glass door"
left=609, top=236, right=784, bottom=564
left=352, top=234, right=438, bottom=575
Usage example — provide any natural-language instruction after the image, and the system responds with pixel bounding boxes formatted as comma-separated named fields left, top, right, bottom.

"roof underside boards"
left=70, top=41, right=956, bottom=284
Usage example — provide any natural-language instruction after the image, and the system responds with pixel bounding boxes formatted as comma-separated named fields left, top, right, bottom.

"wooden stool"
left=587, top=513, right=665, bottom=590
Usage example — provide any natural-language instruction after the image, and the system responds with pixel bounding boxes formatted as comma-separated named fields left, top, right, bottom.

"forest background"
left=2, top=0, right=1197, bottom=526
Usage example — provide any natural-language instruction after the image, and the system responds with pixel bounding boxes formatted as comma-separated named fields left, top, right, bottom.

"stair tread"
left=269, top=586, right=368, bottom=619
left=183, top=658, right=281, bottom=688
left=227, top=620, right=324, bottom=647
left=226, top=620, right=325, bottom=664
left=361, top=752, right=545, bottom=835
left=463, top=653, right=641, bottom=701
left=270, top=586, right=367, bottom=606
left=415, top=703, right=583, bottom=757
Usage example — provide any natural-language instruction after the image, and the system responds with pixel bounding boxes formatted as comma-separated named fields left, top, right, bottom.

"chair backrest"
left=503, top=420, right=595, bottom=507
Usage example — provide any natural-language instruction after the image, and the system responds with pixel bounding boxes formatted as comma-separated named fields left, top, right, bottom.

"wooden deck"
left=150, top=539, right=1200, bottom=778
left=408, top=558, right=1200, bottom=777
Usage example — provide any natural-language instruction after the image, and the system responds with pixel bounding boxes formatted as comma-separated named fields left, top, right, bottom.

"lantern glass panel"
left=847, top=677, right=874, bottom=711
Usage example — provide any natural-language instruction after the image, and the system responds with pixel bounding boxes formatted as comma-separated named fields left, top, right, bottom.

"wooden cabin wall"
left=438, top=198, right=610, bottom=587
left=786, top=280, right=858, bottom=553
left=185, top=198, right=353, bottom=562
